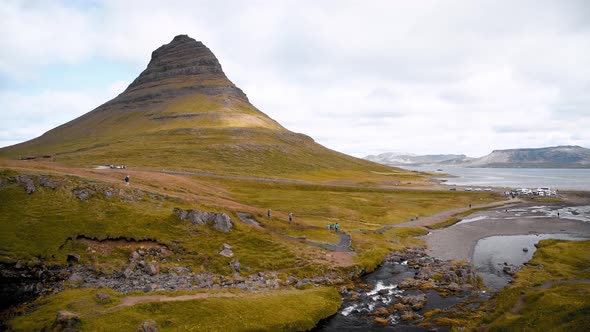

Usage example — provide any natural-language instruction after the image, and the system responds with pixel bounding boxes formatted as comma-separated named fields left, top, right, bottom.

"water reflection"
left=472, top=234, right=588, bottom=290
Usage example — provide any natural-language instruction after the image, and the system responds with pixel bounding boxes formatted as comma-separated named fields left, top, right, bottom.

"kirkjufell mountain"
left=0, top=35, right=393, bottom=178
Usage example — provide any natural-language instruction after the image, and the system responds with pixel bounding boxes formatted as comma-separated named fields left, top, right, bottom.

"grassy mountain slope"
left=0, top=36, right=398, bottom=181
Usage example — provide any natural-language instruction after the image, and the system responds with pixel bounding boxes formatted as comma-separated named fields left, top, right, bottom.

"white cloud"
left=1, top=0, right=589, bottom=157
left=0, top=84, right=126, bottom=148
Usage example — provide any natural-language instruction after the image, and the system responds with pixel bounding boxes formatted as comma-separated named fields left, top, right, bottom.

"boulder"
left=447, top=282, right=461, bottom=292
left=11, top=176, right=36, bottom=194
left=229, top=258, right=241, bottom=272
left=123, top=267, right=134, bottom=279
left=295, top=278, right=311, bottom=289
left=399, top=278, right=419, bottom=289
left=137, top=319, right=159, bottom=332
left=68, top=273, right=84, bottom=283
left=67, top=254, right=81, bottom=265
left=38, top=176, right=59, bottom=189
left=129, top=251, right=141, bottom=262
left=55, top=311, right=80, bottom=328
left=219, top=248, right=234, bottom=258
left=212, top=213, right=234, bottom=233
left=72, top=188, right=94, bottom=200
left=399, top=294, right=426, bottom=310
left=145, top=263, right=159, bottom=276
left=173, top=208, right=234, bottom=232
left=102, top=188, right=116, bottom=199
left=96, top=292, right=110, bottom=301
left=503, top=265, right=517, bottom=276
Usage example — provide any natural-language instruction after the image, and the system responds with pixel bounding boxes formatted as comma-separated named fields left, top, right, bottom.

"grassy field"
left=1, top=162, right=504, bottom=330
left=474, top=239, right=590, bottom=330
left=8, top=287, right=341, bottom=331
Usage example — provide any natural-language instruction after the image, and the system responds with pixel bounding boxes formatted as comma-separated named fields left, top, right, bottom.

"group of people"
left=327, top=223, right=340, bottom=232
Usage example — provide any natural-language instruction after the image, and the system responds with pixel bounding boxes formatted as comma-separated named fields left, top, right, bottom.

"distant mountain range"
left=365, top=146, right=590, bottom=168
left=364, top=153, right=473, bottom=166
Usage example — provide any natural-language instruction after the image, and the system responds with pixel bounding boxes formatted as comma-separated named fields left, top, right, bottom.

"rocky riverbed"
left=0, top=244, right=350, bottom=318
left=314, top=247, right=488, bottom=331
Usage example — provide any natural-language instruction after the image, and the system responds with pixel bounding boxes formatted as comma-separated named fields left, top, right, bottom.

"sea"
left=401, top=166, right=590, bottom=191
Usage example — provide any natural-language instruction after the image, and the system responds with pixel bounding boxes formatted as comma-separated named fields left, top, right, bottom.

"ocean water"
left=402, top=166, right=590, bottom=190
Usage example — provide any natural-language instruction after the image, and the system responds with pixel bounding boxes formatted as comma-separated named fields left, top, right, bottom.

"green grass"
left=0, top=167, right=504, bottom=330
left=476, top=240, right=590, bottom=331
left=225, top=179, right=500, bottom=230
left=0, top=89, right=408, bottom=184
left=1, top=168, right=500, bottom=273
left=0, top=172, right=300, bottom=274
left=8, top=287, right=341, bottom=331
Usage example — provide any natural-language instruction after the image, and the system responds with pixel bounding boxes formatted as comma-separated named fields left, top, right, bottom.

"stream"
left=313, top=248, right=487, bottom=331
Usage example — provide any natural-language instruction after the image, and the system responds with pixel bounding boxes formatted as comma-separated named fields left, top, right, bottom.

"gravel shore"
left=423, top=200, right=590, bottom=262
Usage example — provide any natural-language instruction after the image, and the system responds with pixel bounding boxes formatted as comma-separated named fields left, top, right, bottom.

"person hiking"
left=124, top=175, right=130, bottom=186
left=288, top=212, right=293, bottom=222
left=267, top=209, right=271, bottom=219
left=327, top=223, right=331, bottom=230
left=335, top=223, right=339, bottom=232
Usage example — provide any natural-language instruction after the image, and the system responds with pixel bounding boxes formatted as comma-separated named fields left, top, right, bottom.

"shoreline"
left=423, top=198, right=590, bottom=263
left=400, top=165, right=590, bottom=192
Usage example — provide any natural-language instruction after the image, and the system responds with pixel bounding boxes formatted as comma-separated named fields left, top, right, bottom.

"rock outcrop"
left=219, top=243, right=234, bottom=258
left=137, top=319, right=159, bottom=332
left=8, top=175, right=36, bottom=194
left=55, top=310, right=80, bottom=329
left=173, top=208, right=234, bottom=232
left=125, top=35, right=248, bottom=103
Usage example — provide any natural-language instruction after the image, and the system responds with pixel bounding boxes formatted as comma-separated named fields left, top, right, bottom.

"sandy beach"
left=423, top=199, right=590, bottom=262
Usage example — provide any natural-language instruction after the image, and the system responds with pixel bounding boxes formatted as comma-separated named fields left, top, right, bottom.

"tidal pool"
left=472, top=233, right=588, bottom=290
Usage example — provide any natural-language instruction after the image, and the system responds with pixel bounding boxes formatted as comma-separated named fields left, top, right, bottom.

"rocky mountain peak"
left=125, top=35, right=228, bottom=92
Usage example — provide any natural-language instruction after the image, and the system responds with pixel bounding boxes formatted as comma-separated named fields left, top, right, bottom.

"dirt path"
left=391, top=198, right=520, bottom=229
left=236, top=212, right=353, bottom=253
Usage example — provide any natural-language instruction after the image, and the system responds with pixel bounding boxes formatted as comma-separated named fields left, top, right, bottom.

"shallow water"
left=472, top=233, right=589, bottom=290
left=457, top=205, right=590, bottom=225
left=313, top=261, right=473, bottom=331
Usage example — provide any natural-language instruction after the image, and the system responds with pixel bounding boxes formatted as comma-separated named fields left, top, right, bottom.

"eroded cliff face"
left=101, top=34, right=249, bottom=111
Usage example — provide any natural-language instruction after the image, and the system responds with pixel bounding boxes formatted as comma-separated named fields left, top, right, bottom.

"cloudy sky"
left=1, top=0, right=589, bottom=157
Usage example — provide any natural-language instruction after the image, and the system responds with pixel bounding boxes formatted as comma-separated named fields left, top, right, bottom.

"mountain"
left=364, top=152, right=472, bottom=166
left=0, top=35, right=394, bottom=179
left=466, top=145, right=590, bottom=168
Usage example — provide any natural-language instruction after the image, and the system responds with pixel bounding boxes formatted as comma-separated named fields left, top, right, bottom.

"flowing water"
left=313, top=260, right=482, bottom=331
